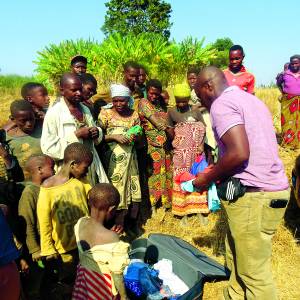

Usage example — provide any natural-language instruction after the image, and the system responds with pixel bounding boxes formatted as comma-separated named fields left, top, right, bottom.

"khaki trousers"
left=222, top=189, right=290, bottom=300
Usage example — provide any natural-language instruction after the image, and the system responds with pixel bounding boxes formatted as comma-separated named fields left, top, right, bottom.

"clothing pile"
left=124, top=258, right=189, bottom=299
left=175, top=154, right=221, bottom=212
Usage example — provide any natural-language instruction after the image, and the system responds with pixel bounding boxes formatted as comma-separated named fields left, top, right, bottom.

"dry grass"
left=1, top=85, right=300, bottom=299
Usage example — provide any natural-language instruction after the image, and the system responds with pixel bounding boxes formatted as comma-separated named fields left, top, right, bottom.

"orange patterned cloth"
left=171, top=122, right=209, bottom=216
left=138, top=98, right=172, bottom=207
left=281, top=94, right=300, bottom=148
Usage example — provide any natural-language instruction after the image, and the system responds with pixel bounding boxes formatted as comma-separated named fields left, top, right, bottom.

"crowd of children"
left=0, top=47, right=297, bottom=300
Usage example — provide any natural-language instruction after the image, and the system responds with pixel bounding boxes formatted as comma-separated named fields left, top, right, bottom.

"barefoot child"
left=37, top=142, right=92, bottom=299
left=19, top=155, right=55, bottom=260
left=5, top=100, right=43, bottom=180
left=72, top=183, right=129, bottom=300
left=18, top=155, right=55, bottom=299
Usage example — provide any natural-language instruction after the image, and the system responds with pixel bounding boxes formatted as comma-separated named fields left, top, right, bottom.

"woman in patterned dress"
left=138, top=79, right=172, bottom=212
left=276, top=55, right=300, bottom=148
left=99, top=84, right=141, bottom=232
left=167, top=84, right=209, bottom=224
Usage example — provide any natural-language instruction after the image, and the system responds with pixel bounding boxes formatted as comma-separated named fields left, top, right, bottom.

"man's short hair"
left=123, top=61, right=140, bottom=71
left=229, top=45, right=244, bottom=55
left=79, top=73, right=97, bottom=86
left=71, top=55, right=88, bottom=66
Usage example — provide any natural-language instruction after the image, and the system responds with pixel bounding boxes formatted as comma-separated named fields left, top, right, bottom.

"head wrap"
left=173, top=83, right=191, bottom=98
left=110, top=84, right=131, bottom=98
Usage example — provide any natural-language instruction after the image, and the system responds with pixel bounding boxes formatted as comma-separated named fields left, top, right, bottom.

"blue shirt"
left=0, top=210, right=20, bottom=266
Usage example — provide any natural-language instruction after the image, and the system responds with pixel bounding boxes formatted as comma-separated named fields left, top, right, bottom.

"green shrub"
left=34, top=33, right=222, bottom=90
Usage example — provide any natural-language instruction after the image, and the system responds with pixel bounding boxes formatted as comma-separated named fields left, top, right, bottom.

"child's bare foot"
left=180, top=215, right=188, bottom=226
left=151, top=206, right=157, bottom=216
left=198, top=213, right=209, bottom=226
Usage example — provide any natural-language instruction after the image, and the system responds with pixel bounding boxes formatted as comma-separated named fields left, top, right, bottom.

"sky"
left=0, top=0, right=299, bottom=85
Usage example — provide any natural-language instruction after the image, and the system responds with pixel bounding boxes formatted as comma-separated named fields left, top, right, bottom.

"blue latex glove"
left=180, top=179, right=195, bottom=192
left=208, top=183, right=221, bottom=212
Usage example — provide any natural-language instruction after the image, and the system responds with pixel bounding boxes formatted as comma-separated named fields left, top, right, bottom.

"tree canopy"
left=102, top=0, right=172, bottom=40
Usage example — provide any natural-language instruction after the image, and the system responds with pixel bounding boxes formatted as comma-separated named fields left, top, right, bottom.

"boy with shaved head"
left=193, top=66, right=289, bottom=300
left=41, top=73, right=108, bottom=186
left=18, top=155, right=54, bottom=299
left=37, top=143, right=93, bottom=299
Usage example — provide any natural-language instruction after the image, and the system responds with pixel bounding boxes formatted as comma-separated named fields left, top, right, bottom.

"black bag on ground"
left=217, top=177, right=246, bottom=201
left=129, top=233, right=229, bottom=300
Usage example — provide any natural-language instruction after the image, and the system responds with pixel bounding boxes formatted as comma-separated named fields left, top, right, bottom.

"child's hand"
left=45, top=253, right=59, bottom=261
left=0, top=144, right=9, bottom=159
left=20, top=259, right=29, bottom=274
left=89, top=127, right=99, bottom=139
left=0, top=204, right=9, bottom=217
left=35, top=110, right=46, bottom=120
left=32, top=251, right=42, bottom=262
left=111, top=224, right=124, bottom=234
left=75, top=127, right=92, bottom=139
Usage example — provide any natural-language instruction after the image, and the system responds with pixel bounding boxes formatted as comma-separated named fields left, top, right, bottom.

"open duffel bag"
left=129, top=233, right=229, bottom=300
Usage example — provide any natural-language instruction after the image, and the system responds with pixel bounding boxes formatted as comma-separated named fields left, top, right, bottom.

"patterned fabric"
left=72, top=264, right=114, bottom=300
left=99, top=109, right=141, bottom=210
left=0, top=157, right=8, bottom=182
left=171, top=122, right=209, bottom=216
left=138, top=99, right=172, bottom=207
left=281, top=94, right=300, bottom=148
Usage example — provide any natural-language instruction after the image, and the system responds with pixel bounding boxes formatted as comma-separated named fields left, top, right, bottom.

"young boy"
left=79, top=73, right=97, bottom=118
left=37, top=142, right=92, bottom=298
left=19, top=155, right=55, bottom=260
left=18, top=155, right=55, bottom=299
left=5, top=100, right=43, bottom=180
left=3, top=82, right=49, bottom=131
left=72, top=183, right=129, bottom=300
left=21, top=82, right=50, bottom=123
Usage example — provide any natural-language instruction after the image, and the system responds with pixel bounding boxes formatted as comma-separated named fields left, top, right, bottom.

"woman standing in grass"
left=99, top=84, right=141, bottom=233
left=138, top=79, right=172, bottom=213
left=277, top=55, right=300, bottom=148
left=167, top=84, right=209, bottom=224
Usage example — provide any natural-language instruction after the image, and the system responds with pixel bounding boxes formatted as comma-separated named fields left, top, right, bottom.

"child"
left=79, top=73, right=98, bottom=118
left=72, top=183, right=129, bottom=300
left=0, top=209, right=21, bottom=300
left=18, top=155, right=55, bottom=299
left=37, top=142, right=92, bottom=299
left=5, top=100, right=43, bottom=181
left=19, top=155, right=55, bottom=260
left=161, top=90, right=170, bottom=107
left=3, top=82, right=50, bottom=131
left=167, top=83, right=209, bottom=225
left=21, top=82, right=50, bottom=123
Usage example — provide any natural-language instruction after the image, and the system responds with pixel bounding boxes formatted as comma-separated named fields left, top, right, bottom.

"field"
left=1, top=77, right=300, bottom=299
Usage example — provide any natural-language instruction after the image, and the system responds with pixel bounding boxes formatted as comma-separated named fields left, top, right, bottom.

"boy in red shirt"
left=223, top=45, right=255, bottom=94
